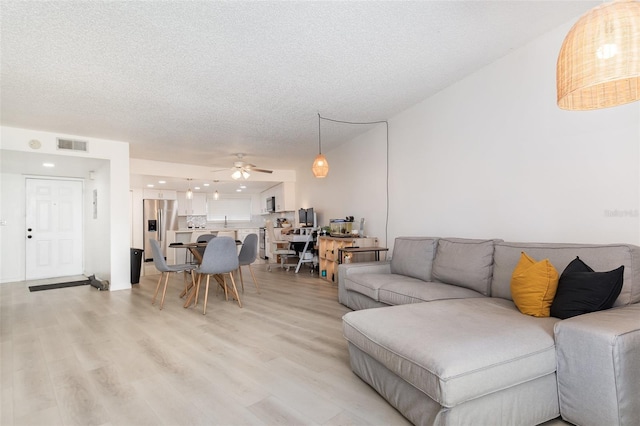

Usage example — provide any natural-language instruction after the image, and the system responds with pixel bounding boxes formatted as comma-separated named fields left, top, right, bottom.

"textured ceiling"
left=1, top=1, right=597, bottom=171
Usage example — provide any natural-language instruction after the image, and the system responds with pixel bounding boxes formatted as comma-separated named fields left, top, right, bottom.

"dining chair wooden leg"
left=183, top=272, right=197, bottom=308
left=152, top=272, right=164, bottom=305
left=179, top=270, right=190, bottom=298
left=160, top=272, right=171, bottom=310
left=227, top=272, right=242, bottom=308
left=203, top=274, right=211, bottom=315
left=222, top=275, right=229, bottom=301
left=238, top=267, right=245, bottom=292
left=248, top=264, right=260, bottom=293
left=194, top=273, right=203, bottom=307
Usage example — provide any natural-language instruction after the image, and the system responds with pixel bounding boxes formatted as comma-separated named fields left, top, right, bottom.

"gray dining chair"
left=194, top=236, right=241, bottom=314
left=149, top=239, right=196, bottom=310
left=194, top=233, right=216, bottom=263
left=237, top=233, right=259, bottom=293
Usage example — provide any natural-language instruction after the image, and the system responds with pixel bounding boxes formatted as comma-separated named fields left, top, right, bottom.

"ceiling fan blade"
left=251, top=168, right=273, bottom=174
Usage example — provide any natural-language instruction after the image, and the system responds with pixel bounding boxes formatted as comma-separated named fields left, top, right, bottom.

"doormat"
left=29, top=280, right=91, bottom=292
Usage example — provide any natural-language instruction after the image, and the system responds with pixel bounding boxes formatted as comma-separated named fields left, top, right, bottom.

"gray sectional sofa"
left=339, top=237, right=640, bottom=426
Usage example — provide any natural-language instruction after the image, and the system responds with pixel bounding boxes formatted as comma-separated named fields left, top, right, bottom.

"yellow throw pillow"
left=510, top=252, right=559, bottom=317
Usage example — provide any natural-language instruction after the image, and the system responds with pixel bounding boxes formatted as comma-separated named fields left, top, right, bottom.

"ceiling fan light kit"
left=557, top=0, right=640, bottom=110
left=231, top=169, right=250, bottom=180
left=214, top=154, right=272, bottom=180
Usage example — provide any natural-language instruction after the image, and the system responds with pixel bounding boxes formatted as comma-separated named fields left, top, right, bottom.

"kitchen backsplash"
left=178, top=212, right=294, bottom=229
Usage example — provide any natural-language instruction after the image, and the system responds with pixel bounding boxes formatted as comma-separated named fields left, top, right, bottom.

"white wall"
left=84, top=163, right=112, bottom=282
left=296, top=19, right=640, bottom=252
left=0, top=173, right=26, bottom=282
left=0, top=127, right=131, bottom=290
left=296, top=124, right=389, bottom=245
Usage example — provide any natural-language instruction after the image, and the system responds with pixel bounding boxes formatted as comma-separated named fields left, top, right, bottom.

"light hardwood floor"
left=1, top=265, right=411, bottom=426
left=1, top=266, right=571, bottom=426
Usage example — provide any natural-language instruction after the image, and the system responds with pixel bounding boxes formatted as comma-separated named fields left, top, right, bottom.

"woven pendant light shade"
left=312, top=113, right=329, bottom=178
left=312, top=153, right=329, bottom=178
left=557, top=0, right=640, bottom=110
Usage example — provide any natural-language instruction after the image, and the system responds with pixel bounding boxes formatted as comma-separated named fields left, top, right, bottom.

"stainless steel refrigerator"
left=143, top=199, right=178, bottom=262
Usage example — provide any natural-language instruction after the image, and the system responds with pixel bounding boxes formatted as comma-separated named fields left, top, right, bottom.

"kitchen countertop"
left=175, top=227, right=261, bottom=233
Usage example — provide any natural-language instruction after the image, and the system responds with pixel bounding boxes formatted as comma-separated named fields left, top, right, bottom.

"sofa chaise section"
left=343, top=298, right=561, bottom=425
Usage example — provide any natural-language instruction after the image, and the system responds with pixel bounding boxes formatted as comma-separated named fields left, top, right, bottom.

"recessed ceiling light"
left=194, top=186, right=200, bottom=190
left=147, top=184, right=154, bottom=188
left=236, top=189, right=242, bottom=192
left=203, top=183, right=210, bottom=187
left=43, top=162, right=55, bottom=167
left=158, top=180, right=166, bottom=184
left=240, top=185, right=247, bottom=189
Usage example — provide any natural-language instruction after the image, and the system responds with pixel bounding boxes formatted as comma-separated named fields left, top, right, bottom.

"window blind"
left=207, top=197, right=251, bottom=221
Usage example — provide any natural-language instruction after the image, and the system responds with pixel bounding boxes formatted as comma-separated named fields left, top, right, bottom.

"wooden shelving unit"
left=318, top=236, right=379, bottom=283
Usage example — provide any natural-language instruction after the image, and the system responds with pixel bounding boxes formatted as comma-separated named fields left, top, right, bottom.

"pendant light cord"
left=318, top=114, right=389, bottom=248
left=318, top=113, right=322, bottom=154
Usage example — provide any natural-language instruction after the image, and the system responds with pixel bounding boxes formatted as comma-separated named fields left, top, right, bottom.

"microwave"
left=266, top=196, right=276, bottom=212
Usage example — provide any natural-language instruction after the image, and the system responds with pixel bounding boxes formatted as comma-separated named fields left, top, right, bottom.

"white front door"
left=25, top=178, right=84, bottom=280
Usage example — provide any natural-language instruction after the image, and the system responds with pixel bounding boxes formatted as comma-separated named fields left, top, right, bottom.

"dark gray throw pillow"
left=550, top=256, right=624, bottom=319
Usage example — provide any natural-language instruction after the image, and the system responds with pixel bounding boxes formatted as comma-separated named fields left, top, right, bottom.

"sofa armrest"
left=340, top=260, right=391, bottom=277
left=554, top=304, right=640, bottom=426
left=338, top=261, right=391, bottom=306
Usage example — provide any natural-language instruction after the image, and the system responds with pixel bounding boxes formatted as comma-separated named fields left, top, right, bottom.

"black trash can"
left=130, top=248, right=143, bottom=284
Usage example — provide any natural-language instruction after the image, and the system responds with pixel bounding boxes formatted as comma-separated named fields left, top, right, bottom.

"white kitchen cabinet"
left=260, top=182, right=295, bottom=213
left=142, top=189, right=177, bottom=200
left=278, top=182, right=295, bottom=212
left=177, top=192, right=207, bottom=215
left=259, top=186, right=275, bottom=215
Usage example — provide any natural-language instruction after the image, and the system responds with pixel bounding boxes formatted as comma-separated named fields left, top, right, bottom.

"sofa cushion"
left=551, top=257, right=624, bottom=319
left=343, top=298, right=559, bottom=408
left=390, top=237, right=438, bottom=281
left=492, top=242, right=640, bottom=307
left=431, top=238, right=496, bottom=296
left=511, top=252, right=559, bottom=317
left=378, top=280, right=485, bottom=305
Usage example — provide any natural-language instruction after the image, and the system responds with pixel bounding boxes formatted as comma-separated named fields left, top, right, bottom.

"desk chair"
left=265, top=220, right=296, bottom=271
left=237, top=233, right=259, bottom=292
left=194, top=236, right=241, bottom=314
left=149, top=239, right=196, bottom=310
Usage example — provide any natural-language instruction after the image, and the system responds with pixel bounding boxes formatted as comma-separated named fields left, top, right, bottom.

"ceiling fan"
left=213, top=154, right=273, bottom=180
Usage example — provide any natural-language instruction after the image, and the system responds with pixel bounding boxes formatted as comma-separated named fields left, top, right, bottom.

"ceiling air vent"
left=57, top=138, right=88, bottom=152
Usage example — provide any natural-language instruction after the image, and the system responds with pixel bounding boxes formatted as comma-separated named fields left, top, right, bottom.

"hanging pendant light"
left=557, top=0, right=640, bottom=110
left=186, top=178, right=193, bottom=199
left=312, top=113, right=329, bottom=178
left=213, top=180, right=219, bottom=200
